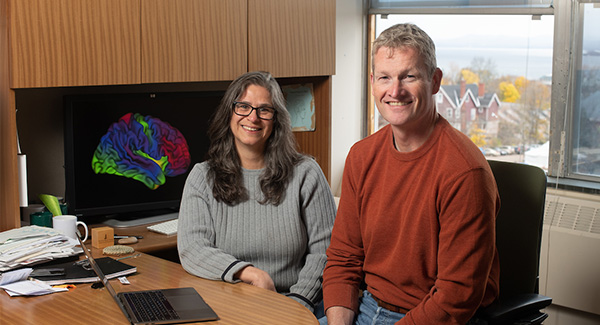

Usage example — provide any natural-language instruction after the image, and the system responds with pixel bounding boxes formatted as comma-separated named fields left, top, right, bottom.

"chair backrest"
left=487, top=160, right=547, bottom=299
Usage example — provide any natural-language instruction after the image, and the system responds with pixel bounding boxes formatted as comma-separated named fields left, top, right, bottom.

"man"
left=322, top=23, right=500, bottom=325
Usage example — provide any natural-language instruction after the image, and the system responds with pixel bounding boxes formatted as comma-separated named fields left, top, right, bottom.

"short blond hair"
left=372, top=23, right=437, bottom=78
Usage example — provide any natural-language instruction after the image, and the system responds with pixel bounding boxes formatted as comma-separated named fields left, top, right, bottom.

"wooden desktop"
left=1, top=223, right=318, bottom=324
left=110, top=222, right=178, bottom=254
left=0, top=246, right=319, bottom=324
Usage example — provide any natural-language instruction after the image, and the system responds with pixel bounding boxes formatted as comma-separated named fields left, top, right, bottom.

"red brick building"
left=437, top=80, right=501, bottom=139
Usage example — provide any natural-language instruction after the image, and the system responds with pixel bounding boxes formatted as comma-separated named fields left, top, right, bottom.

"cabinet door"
left=9, top=0, right=141, bottom=88
left=142, top=0, right=247, bottom=83
left=248, top=0, right=335, bottom=78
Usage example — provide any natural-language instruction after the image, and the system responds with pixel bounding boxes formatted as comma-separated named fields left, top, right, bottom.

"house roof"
left=439, top=83, right=500, bottom=109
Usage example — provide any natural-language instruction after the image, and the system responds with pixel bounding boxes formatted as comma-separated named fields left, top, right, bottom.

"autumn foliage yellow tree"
left=461, top=69, right=479, bottom=84
left=499, top=81, right=520, bottom=102
left=469, top=127, right=487, bottom=147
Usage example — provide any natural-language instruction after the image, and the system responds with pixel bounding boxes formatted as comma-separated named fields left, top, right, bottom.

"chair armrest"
left=476, top=293, right=552, bottom=324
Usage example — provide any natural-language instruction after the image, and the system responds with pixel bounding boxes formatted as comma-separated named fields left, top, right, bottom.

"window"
left=369, top=13, right=554, bottom=171
left=549, top=2, right=600, bottom=188
left=370, top=0, right=553, bottom=10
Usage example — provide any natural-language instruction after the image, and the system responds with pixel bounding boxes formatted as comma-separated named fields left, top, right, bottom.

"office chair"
left=475, top=160, right=552, bottom=325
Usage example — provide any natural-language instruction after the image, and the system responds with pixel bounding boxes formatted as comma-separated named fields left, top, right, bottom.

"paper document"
left=0, top=267, right=67, bottom=296
left=0, top=226, right=81, bottom=272
left=1, top=279, right=68, bottom=296
left=0, top=268, right=32, bottom=285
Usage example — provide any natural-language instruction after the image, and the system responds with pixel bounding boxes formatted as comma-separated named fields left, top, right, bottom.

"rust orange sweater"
left=324, top=118, right=500, bottom=324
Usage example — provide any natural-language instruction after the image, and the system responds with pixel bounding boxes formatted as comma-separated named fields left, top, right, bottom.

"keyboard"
left=121, top=290, right=179, bottom=322
left=147, top=218, right=178, bottom=236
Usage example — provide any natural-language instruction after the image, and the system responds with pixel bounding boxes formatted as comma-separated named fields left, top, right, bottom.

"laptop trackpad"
left=163, top=288, right=218, bottom=320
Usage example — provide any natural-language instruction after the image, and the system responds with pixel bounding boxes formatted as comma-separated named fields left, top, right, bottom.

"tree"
left=497, top=119, right=522, bottom=146
left=441, top=62, right=462, bottom=85
left=514, top=76, right=528, bottom=91
left=517, top=79, right=551, bottom=144
left=499, top=81, right=520, bottom=103
left=461, top=69, right=479, bottom=84
left=497, top=78, right=551, bottom=148
left=469, top=126, right=487, bottom=147
left=470, top=56, right=497, bottom=86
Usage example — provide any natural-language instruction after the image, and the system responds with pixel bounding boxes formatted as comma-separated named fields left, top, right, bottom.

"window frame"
left=548, top=0, right=600, bottom=190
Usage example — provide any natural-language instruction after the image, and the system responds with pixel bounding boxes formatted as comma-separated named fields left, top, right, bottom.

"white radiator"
left=540, top=188, right=600, bottom=316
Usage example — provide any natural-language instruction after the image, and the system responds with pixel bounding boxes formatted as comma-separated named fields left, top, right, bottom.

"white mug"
left=53, top=215, right=88, bottom=242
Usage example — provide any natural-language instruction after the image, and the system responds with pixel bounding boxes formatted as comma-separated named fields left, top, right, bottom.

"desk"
left=0, top=251, right=318, bottom=324
left=108, top=222, right=177, bottom=253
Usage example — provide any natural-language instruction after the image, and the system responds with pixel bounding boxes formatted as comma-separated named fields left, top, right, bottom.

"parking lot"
left=487, top=154, right=524, bottom=164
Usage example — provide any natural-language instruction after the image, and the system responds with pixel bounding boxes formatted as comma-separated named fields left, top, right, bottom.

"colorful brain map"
left=92, top=113, right=191, bottom=190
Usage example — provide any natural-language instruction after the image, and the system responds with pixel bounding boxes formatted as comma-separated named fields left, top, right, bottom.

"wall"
left=331, top=0, right=366, bottom=195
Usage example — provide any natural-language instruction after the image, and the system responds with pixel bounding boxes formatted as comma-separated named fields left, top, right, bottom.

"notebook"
left=30, top=257, right=136, bottom=285
left=76, top=231, right=218, bottom=324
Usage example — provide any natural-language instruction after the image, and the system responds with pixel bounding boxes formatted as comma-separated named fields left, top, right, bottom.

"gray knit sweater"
left=177, top=158, right=336, bottom=311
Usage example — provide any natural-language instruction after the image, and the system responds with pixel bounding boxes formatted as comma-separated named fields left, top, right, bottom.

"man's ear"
left=432, top=68, right=443, bottom=94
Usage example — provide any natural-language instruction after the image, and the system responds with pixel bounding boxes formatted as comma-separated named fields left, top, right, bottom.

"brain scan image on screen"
left=92, top=113, right=191, bottom=190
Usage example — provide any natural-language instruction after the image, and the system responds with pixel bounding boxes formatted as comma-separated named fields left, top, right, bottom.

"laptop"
left=76, top=230, right=218, bottom=324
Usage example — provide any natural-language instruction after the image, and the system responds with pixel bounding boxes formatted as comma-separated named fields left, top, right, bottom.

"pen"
left=114, top=235, right=143, bottom=239
left=116, top=253, right=141, bottom=261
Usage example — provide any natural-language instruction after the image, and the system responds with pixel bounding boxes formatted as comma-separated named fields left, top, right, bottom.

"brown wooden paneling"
left=0, top=0, right=19, bottom=231
left=141, top=0, right=247, bottom=83
left=248, top=0, right=335, bottom=78
left=9, top=0, right=141, bottom=88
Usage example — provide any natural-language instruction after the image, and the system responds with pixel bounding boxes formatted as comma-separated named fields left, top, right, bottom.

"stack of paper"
left=0, top=226, right=82, bottom=272
left=0, top=268, right=68, bottom=296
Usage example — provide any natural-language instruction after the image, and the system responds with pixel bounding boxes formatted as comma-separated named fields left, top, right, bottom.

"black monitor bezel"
left=63, top=91, right=222, bottom=220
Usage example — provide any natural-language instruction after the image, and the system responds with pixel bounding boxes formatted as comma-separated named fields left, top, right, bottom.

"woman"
left=177, top=71, right=336, bottom=314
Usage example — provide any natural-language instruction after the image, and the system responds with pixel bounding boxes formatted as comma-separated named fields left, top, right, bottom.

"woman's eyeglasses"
left=233, top=102, right=275, bottom=120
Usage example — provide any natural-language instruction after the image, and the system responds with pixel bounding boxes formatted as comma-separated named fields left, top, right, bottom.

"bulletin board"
left=282, top=84, right=315, bottom=132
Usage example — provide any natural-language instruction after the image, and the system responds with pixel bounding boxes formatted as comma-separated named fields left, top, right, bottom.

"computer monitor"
left=64, top=91, right=223, bottom=225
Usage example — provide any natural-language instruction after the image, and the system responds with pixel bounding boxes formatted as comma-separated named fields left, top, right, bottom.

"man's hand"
left=235, top=266, right=276, bottom=292
left=326, top=306, right=355, bottom=325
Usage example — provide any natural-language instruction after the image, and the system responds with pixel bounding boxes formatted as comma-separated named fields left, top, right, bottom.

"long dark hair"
left=206, top=71, right=302, bottom=205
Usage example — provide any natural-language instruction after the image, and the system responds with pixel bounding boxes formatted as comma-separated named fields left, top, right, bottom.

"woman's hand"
left=235, top=266, right=276, bottom=292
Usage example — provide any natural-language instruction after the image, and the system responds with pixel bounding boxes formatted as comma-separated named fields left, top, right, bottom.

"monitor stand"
left=103, top=211, right=178, bottom=228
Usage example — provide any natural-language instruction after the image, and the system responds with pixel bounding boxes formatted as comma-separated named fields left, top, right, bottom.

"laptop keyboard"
left=122, top=290, right=180, bottom=322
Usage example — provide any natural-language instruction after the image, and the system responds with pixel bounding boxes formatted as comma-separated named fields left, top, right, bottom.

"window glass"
left=370, top=0, right=553, bottom=10
left=371, top=14, right=554, bottom=170
left=571, top=4, right=600, bottom=177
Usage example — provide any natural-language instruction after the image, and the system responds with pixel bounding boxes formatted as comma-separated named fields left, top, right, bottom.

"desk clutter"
left=0, top=256, right=136, bottom=296
left=0, top=225, right=82, bottom=272
left=0, top=225, right=138, bottom=297
left=30, top=256, right=136, bottom=285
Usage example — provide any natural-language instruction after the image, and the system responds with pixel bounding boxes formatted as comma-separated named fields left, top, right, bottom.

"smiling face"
left=371, top=46, right=442, bottom=137
left=230, top=84, right=274, bottom=160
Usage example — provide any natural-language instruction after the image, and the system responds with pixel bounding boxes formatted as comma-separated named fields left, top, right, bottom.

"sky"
left=375, top=14, right=555, bottom=80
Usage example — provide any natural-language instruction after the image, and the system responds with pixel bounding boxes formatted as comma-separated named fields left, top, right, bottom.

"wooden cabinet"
left=9, top=0, right=249, bottom=87
left=9, top=0, right=141, bottom=88
left=249, top=0, right=335, bottom=78
left=9, top=0, right=334, bottom=87
left=141, top=0, right=247, bottom=83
